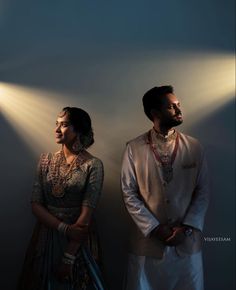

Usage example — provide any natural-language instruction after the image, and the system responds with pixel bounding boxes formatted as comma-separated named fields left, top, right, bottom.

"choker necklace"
left=148, top=130, right=179, bottom=183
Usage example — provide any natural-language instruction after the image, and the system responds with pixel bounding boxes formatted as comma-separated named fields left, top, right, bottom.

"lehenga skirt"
left=18, top=209, right=105, bottom=290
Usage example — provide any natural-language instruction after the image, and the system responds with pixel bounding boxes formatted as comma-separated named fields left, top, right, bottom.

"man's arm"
left=121, top=143, right=160, bottom=237
left=183, top=147, right=210, bottom=231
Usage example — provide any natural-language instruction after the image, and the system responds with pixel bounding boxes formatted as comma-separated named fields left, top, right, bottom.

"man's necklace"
left=148, top=130, right=179, bottom=183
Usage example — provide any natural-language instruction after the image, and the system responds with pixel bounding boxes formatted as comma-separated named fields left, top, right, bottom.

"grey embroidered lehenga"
left=18, top=150, right=105, bottom=290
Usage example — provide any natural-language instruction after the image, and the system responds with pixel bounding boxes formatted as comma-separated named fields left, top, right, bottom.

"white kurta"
left=121, top=129, right=209, bottom=290
left=124, top=249, right=204, bottom=290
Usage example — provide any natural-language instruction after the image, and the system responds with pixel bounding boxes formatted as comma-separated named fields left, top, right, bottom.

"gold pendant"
left=162, top=164, right=173, bottom=183
left=52, top=183, right=65, bottom=197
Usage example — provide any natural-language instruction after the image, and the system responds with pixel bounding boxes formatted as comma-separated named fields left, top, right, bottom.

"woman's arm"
left=32, top=202, right=91, bottom=245
left=56, top=206, right=94, bottom=281
left=75, top=205, right=94, bottom=226
left=31, top=202, right=61, bottom=229
left=65, top=205, right=94, bottom=254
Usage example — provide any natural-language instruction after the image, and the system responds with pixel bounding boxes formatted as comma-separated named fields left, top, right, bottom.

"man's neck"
left=153, top=124, right=174, bottom=137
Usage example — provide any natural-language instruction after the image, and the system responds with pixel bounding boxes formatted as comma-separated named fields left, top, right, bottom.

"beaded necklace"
left=148, top=130, right=179, bottom=183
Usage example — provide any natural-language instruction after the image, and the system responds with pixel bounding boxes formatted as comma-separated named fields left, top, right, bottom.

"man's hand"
left=165, top=226, right=186, bottom=246
left=152, top=224, right=173, bottom=242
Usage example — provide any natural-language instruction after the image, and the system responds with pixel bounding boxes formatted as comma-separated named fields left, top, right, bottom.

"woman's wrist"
left=66, top=240, right=81, bottom=255
left=57, top=222, right=69, bottom=235
left=74, top=221, right=90, bottom=227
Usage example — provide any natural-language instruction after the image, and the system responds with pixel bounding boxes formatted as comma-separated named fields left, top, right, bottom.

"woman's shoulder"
left=80, top=151, right=103, bottom=168
left=36, top=152, right=53, bottom=172
left=39, top=151, right=59, bottom=161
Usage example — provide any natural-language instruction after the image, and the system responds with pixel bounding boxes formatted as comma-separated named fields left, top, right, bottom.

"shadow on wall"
left=97, top=183, right=132, bottom=290
left=187, top=98, right=235, bottom=290
left=0, top=113, right=36, bottom=290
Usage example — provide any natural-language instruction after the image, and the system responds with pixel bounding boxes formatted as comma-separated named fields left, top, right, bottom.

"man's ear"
left=150, top=109, right=160, bottom=120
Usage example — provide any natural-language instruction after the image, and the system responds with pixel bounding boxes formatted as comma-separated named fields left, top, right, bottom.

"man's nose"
left=175, top=107, right=181, bottom=114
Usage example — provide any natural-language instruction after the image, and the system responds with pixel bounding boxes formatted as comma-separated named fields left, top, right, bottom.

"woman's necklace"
left=51, top=152, right=79, bottom=197
left=148, top=130, right=179, bottom=183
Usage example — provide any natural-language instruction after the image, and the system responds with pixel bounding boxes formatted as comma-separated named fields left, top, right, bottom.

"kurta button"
left=165, top=199, right=170, bottom=204
left=163, top=182, right=167, bottom=187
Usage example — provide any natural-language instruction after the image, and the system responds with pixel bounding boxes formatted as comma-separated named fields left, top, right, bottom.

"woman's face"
left=55, top=112, right=77, bottom=145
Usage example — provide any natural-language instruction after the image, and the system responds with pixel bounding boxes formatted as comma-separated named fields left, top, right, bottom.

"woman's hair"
left=142, top=85, right=174, bottom=121
left=61, top=107, right=94, bottom=149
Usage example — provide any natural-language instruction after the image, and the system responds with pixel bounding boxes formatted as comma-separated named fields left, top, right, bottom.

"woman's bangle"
left=76, top=222, right=89, bottom=227
left=64, top=252, right=76, bottom=261
left=62, top=256, right=75, bottom=265
left=57, top=222, right=69, bottom=235
left=62, top=252, right=76, bottom=265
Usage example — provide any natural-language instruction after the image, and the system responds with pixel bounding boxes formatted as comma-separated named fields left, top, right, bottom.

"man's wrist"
left=182, top=225, right=193, bottom=236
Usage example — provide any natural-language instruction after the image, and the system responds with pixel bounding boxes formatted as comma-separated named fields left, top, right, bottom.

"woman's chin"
left=55, top=139, right=63, bottom=144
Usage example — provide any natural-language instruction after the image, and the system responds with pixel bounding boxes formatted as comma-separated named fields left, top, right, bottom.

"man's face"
left=157, top=93, right=183, bottom=127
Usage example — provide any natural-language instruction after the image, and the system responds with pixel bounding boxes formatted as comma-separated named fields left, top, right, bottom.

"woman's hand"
left=67, top=223, right=89, bottom=243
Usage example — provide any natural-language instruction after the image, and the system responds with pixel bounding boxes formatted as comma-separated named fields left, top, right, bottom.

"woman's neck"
left=62, top=144, right=76, bottom=158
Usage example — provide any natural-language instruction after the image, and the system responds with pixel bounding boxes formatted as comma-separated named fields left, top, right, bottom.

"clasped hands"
left=152, top=224, right=191, bottom=246
left=66, top=222, right=89, bottom=243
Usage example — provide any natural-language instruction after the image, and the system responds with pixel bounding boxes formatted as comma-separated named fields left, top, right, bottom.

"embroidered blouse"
left=31, top=150, right=104, bottom=212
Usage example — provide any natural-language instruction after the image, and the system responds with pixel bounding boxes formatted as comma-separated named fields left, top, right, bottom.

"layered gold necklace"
left=50, top=151, right=80, bottom=197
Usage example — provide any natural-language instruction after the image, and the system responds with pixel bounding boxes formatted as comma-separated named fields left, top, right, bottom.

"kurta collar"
left=145, top=128, right=178, bottom=144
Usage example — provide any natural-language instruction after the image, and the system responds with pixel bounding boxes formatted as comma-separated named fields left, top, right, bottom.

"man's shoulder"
left=178, top=131, right=202, bottom=148
left=126, top=131, right=149, bottom=147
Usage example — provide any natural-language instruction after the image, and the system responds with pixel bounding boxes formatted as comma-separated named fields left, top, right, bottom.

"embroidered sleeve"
left=31, top=153, right=50, bottom=204
left=82, top=158, right=104, bottom=208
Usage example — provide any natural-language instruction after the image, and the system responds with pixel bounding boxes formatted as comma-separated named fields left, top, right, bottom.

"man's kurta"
left=121, top=129, right=209, bottom=290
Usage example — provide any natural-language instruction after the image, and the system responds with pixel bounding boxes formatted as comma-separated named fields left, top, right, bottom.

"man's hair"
left=142, top=85, right=174, bottom=121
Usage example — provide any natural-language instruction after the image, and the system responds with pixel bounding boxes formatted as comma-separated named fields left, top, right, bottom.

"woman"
left=18, top=107, right=105, bottom=290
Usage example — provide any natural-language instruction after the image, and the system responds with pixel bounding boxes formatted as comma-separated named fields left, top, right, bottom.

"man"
left=121, top=86, right=209, bottom=290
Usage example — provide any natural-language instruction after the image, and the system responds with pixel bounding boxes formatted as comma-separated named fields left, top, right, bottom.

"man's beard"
left=162, top=118, right=183, bottom=128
